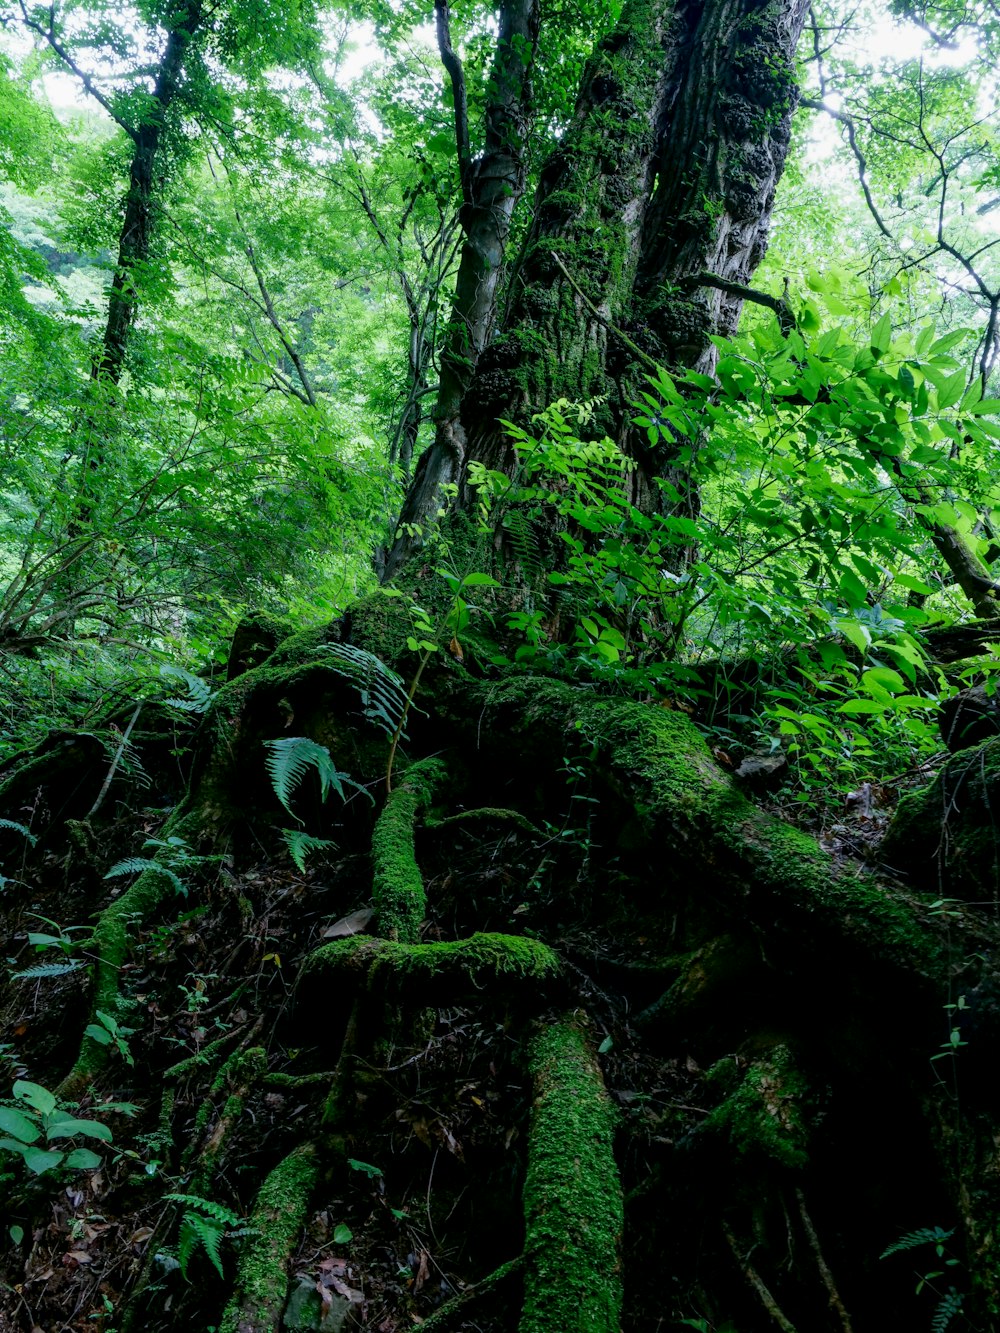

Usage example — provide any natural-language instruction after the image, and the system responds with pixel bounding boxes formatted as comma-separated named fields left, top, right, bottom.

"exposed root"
left=795, top=1187, right=854, bottom=1333
left=723, top=1221, right=799, bottom=1333
left=56, top=807, right=204, bottom=1098
left=372, top=756, right=448, bottom=941
left=417, top=1254, right=525, bottom=1330
left=520, top=1017, right=623, bottom=1333
left=300, top=931, right=561, bottom=1002
left=219, top=1141, right=319, bottom=1333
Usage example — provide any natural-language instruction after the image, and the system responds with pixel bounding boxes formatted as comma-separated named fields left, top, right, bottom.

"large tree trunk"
left=389, top=0, right=808, bottom=554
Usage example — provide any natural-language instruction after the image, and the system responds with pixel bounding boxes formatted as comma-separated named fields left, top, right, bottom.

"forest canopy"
left=3, top=0, right=1000, bottom=1329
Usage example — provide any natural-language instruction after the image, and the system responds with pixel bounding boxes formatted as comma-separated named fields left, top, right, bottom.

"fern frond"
left=932, top=1289, right=963, bottom=1333
left=0, top=819, right=37, bottom=847
left=12, top=961, right=84, bottom=980
left=502, top=509, right=544, bottom=582
left=160, top=665, right=214, bottom=714
left=264, top=736, right=371, bottom=818
left=321, top=643, right=408, bottom=737
left=281, top=829, right=336, bottom=873
left=880, top=1227, right=954, bottom=1259
left=104, top=858, right=187, bottom=897
left=166, top=1192, right=241, bottom=1225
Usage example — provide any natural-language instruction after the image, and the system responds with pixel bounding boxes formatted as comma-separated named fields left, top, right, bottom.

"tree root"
left=475, top=678, right=948, bottom=981
left=300, top=932, right=561, bottom=1002
left=371, top=756, right=448, bottom=941
left=219, top=1141, right=319, bottom=1333
left=520, top=1017, right=623, bottom=1333
left=416, top=1254, right=525, bottom=1330
left=723, top=1221, right=799, bottom=1333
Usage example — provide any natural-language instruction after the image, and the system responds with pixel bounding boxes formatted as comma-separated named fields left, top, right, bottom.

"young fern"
left=104, top=858, right=188, bottom=898
left=932, top=1289, right=964, bottom=1333
left=0, top=819, right=37, bottom=846
left=264, top=736, right=371, bottom=819
left=164, top=1193, right=243, bottom=1279
left=880, top=1227, right=954, bottom=1259
left=281, top=829, right=336, bottom=874
left=321, top=642, right=408, bottom=737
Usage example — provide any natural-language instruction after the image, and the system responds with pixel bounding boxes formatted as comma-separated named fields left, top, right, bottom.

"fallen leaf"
left=321, top=907, right=374, bottom=939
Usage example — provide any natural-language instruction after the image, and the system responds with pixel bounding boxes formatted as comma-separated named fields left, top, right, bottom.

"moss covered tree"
left=4, top=0, right=1000, bottom=1330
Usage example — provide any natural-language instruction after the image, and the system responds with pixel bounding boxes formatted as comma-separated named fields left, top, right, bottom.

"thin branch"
left=800, top=97, right=895, bottom=241
left=434, top=0, right=473, bottom=208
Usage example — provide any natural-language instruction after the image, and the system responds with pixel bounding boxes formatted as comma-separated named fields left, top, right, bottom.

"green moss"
left=520, top=1019, right=623, bottom=1333
left=302, top=931, right=561, bottom=999
left=372, top=758, right=448, bottom=942
left=883, top=737, right=1000, bottom=901
left=476, top=678, right=944, bottom=979
left=220, top=1141, right=319, bottom=1333
left=57, top=808, right=203, bottom=1098
left=703, top=1045, right=810, bottom=1170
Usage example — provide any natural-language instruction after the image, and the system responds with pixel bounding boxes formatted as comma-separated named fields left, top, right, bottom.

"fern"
left=281, top=829, right=336, bottom=873
left=160, top=665, right=214, bottom=714
left=321, top=642, right=408, bottom=737
left=881, top=1227, right=954, bottom=1259
left=104, top=858, right=188, bottom=898
left=0, top=819, right=37, bottom=847
left=932, top=1289, right=964, bottom=1333
left=11, top=961, right=84, bottom=980
left=263, top=736, right=371, bottom=819
left=164, top=1193, right=242, bottom=1280
left=502, top=508, right=544, bottom=583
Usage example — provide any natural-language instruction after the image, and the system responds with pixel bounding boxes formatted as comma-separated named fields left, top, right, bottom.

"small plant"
left=264, top=735, right=371, bottom=872
left=881, top=1225, right=964, bottom=1331
left=11, top=915, right=90, bottom=979
left=84, top=1009, right=135, bottom=1065
left=164, top=1192, right=245, bottom=1279
left=104, top=834, right=206, bottom=899
left=0, top=1080, right=113, bottom=1174
left=0, top=818, right=37, bottom=888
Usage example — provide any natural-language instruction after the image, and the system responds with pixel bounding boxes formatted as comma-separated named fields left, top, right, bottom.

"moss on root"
left=703, top=1045, right=811, bottom=1170
left=219, top=1141, right=319, bottom=1333
left=301, top=931, right=561, bottom=1002
left=883, top=736, right=1000, bottom=901
left=474, top=678, right=945, bottom=981
left=372, top=757, right=448, bottom=941
left=57, top=808, right=204, bottom=1099
left=521, top=1018, right=623, bottom=1333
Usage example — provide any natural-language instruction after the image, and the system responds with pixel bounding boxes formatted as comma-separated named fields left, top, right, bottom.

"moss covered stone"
left=521, top=1018, right=623, bottom=1333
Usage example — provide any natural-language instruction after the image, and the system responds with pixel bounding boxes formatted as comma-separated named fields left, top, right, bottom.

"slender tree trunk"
left=94, top=1, right=203, bottom=387
left=384, top=0, right=540, bottom=579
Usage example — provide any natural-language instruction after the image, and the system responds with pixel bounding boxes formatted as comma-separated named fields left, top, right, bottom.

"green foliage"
left=263, top=736, right=370, bottom=819
left=281, top=829, right=336, bottom=874
left=164, top=1192, right=243, bottom=1280
left=321, top=642, right=409, bottom=736
left=0, top=1079, right=117, bottom=1175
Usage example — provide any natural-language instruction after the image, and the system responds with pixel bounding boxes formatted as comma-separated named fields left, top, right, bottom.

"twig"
left=550, top=252, right=661, bottom=369
left=795, top=1188, right=854, bottom=1333
left=86, top=703, right=142, bottom=819
left=723, top=1221, right=799, bottom=1333
left=414, top=1254, right=525, bottom=1330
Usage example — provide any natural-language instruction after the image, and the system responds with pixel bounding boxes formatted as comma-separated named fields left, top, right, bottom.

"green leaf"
left=13, top=1081, right=56, bottom=1116
left=22, top=1146, right=64, bottom=1174
left=870, top=312, right=892, bottom=355
left=62, top=1147, right=102, bottom=1170
left=347, top=1158, right=383, bottom=1178
left=0, top=1106, right=41, bottom=1144
left=45, top=1115, right=113, bottom=1142
left=333, top=1223, right=353, bottom=1244
left=460, top=572, right=501, bottom=587
left=839, top=699, right=888, bottom=714
left=862, top=667, right=906, bottom=696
